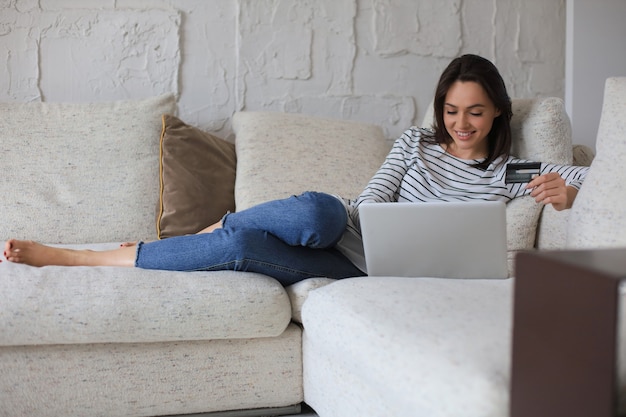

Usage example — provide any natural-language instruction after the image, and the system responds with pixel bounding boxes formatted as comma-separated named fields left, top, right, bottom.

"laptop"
left=359, top=201, right=508, bottom=279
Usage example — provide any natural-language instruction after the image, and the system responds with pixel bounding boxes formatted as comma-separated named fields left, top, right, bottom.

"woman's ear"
left=495, top=108, right=502, bottom=117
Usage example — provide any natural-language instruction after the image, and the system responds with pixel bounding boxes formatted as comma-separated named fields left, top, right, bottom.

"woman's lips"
left=455, top=130, right=475, bottom=140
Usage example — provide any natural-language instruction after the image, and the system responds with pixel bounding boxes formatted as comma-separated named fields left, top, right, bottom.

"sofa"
left=0, top=76, right=624, bottom=417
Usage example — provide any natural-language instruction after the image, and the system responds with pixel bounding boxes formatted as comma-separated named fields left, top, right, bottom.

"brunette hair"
left=429, top=54, right=512, bottom=169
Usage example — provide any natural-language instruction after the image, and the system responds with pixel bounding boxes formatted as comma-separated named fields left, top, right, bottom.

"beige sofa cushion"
left=302, top=276, right=514, bottom=416
left=232, top=111, right=390, bottom=210
left=508, top=98, right=573, bottom=163
left=157, top=114, right=236, bottom=239
left=567, top=77, right=626, bottom=249
left=0, top=243, right=292, bottom=345
left=0, top=95, right=176, bottom=244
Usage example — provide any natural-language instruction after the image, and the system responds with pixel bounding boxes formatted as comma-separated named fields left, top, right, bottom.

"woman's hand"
left=526, top=172, right=578, bottom=211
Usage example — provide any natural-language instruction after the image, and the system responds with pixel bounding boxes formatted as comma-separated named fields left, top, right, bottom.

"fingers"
left=526, top=173, right=567, bottom=208
left=526, top=172, right=559, bottom=189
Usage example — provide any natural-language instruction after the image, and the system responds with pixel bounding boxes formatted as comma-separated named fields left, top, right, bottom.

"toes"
left=4, top=242, right=22, bottom=263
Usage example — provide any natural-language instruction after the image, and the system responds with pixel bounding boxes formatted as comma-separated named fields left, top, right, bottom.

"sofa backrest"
left=0, top=95, right=176, bottom=244
left=232, top=111, right=390, bottom=211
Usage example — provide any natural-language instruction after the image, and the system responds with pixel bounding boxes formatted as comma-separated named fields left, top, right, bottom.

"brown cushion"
left=157, top=114, right=236, bottom=239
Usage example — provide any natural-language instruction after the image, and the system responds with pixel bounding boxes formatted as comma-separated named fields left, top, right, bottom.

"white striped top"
left=335, top=127, right=589, bottom=272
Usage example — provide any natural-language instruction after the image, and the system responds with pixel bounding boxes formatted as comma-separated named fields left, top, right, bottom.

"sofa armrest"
left=535, top=144, right=596, bottom=250
left=510, top=249, right=626, bottom=417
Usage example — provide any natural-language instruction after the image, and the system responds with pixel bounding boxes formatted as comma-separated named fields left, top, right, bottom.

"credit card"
left=505, top=162, right=541, bottom=184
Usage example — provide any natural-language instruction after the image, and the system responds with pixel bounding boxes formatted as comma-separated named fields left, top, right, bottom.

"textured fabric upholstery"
left=566, top=77, right=626, bottom=249
left=232, top=111, right=390, bottom=211
left=1, top=324, right=302, bottom=417
left=303, top=277, right=514, bottom=417
left=0, top=95, right=176, bottom=244
left=508, top=98, right=572, bottom=164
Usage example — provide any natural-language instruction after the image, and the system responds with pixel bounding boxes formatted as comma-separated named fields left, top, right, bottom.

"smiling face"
left=442, top=80, right=501, bottom=160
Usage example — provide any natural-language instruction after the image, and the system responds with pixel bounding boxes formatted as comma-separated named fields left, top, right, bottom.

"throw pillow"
left=157, top=114, right=236, bottom=239
left=0, top=94, right=176, bottom=244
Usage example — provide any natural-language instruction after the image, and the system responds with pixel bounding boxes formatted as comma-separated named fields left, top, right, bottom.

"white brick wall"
left=0, top=0, right=566, bottom=139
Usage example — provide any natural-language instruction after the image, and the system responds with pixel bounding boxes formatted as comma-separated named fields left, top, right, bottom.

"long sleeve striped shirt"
left=335, top=127, right=589, bottom=272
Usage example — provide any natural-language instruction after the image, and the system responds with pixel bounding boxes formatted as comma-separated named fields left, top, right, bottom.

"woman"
left=3, top=54, right=588, bottom=285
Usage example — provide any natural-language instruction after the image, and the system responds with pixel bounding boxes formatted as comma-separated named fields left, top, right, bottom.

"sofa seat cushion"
left=302, top=277, right=514, bottom=417
left=0, top=243, right=292, bottom=346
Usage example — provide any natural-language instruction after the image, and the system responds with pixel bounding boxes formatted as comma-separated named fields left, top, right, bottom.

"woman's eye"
left=470, top=113, right=483, bottom=117
left=446, top=111, right=457, bottom=115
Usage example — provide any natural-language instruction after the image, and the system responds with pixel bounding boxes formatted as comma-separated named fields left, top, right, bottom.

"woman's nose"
left=458, top=113, right=469, bottom=128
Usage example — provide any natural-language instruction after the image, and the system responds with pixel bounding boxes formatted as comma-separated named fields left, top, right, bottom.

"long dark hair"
left=429, top=54, right=512, bottom=169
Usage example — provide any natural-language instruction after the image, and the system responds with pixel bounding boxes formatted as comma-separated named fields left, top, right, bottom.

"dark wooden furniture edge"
left=510, top=248, right=626, bottom=417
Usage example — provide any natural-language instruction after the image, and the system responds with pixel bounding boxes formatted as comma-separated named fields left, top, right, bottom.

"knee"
left=295, top=192, right=347, bottom=247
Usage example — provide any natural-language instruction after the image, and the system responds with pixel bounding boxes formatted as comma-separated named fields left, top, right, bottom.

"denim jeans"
left=135, top=192, right=365, bottom=286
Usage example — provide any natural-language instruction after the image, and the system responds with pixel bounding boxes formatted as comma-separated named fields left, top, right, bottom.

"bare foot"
left=4, top=239, right=136, bottom=268
left=4, top=239, right=82, bottom=267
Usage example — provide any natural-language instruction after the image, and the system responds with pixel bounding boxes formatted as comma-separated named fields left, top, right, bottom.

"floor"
left=284, top=404, right=317, bottom=416
left=174, top=403, right=318, bottom=417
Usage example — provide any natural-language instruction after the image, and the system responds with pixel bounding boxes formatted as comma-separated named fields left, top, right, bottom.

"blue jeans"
left=135, top=192, right=364, bottom=286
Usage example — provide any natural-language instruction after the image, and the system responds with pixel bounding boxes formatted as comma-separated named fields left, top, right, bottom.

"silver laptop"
left=359, top=201, right=508, bottom=279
